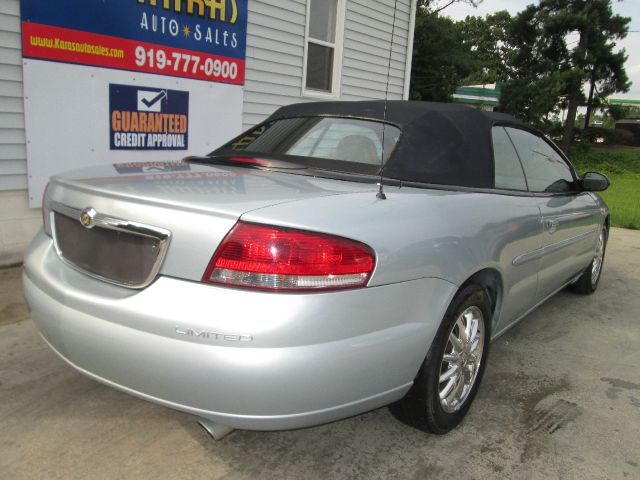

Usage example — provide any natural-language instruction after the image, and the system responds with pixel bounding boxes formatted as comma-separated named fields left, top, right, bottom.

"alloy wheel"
left=438, top=306, right=485, bottom=413
left=591, top=230, right=605, bottom=287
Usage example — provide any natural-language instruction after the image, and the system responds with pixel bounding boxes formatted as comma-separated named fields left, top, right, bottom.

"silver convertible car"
left=23, top=101, right=609, bottom=439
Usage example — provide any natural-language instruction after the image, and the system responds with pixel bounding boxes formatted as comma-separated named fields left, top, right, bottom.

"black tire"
left=569, top=226, right=608, bottom=295
left=390, top=283, right=491, bottom=434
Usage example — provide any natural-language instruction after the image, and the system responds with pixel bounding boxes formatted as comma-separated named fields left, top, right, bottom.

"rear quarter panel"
left=243, top=185, right=544, bottom=330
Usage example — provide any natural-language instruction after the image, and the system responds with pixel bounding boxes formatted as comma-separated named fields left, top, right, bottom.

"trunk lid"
left=46, top=161, right=372, bottom=284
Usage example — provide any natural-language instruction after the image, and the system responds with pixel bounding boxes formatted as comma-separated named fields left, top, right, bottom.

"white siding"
left=0, top=1, right=38, bottom=266
left=242, top=0, right=306, bottom=129
left=341, top=0, right=409, bottom=100
left=0, top=0, right=25, bottom=191
left=242, top=0, right=414, bottom=129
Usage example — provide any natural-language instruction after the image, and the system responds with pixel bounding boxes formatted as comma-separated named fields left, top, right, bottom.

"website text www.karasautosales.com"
left=29, top=35, right=125, bottom=59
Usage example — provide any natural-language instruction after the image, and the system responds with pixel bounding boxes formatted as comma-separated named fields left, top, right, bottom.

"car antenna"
left=377, top=0, right=400, bottom=200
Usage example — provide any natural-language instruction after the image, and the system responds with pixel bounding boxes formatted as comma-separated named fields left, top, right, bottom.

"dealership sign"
left=109, top=83, right=189, bottom=150
left=20, top=0, right=247, bottom=84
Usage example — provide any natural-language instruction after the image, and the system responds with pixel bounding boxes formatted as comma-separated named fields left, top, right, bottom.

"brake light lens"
left=228, top=156, right=272, bottom=167
left=203, top=222, right=376, bottom=291
left=41, top=182, right=52, bottom=237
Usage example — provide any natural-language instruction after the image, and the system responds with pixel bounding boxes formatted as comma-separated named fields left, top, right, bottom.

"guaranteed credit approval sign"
left=110, top=83, right=189, bottom=150
left=21, top=0, right=247, bottom=84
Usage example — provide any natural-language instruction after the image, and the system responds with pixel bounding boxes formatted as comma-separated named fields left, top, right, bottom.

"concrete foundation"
left=0, top=190, right=40, bottom=267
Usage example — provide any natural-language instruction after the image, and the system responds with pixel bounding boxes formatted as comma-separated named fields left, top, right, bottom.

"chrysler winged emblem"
left=80, top=207, right=97, bottom=229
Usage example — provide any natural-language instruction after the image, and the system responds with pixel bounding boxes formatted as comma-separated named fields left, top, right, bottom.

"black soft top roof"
left=267, top=100, right=528, bottom=188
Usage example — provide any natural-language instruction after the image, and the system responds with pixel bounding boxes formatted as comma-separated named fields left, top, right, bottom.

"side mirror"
left=581, top=172, right=610, bottom=192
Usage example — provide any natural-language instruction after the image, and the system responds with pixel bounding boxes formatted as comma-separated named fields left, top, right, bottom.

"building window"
left=303, top=0, right=344, bottom=97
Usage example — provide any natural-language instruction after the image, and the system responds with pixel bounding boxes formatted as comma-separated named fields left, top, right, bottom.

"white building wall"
left=242, top=0, right=307, bottom=129
left=341, top=0, right=410, bottom=100
left=242, top=0, right=415, bottom=130
left=0, top=0, right=26, bottom=191
left=0, top=0, right=40, bottom=265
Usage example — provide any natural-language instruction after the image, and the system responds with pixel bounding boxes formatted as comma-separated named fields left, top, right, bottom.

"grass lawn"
left=569, top=146, right=640, bottom=230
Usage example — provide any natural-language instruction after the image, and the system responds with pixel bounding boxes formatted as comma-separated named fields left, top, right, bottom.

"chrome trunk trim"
left=50, top=201, right=171, bottom=289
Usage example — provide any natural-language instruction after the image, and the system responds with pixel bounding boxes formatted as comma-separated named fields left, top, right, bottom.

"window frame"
left=215, top=115, right=401, bottom=170
left=490, top=125, right=529, bottom=192
left=301, top=0, right=346, bottom=99
left=500, top=125, right=581, bottom=197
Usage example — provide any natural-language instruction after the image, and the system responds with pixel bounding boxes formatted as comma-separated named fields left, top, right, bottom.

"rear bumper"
left=23, top=231, right=457, bottom=430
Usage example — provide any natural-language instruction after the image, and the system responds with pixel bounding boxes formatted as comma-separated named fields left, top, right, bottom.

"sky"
left=442, top=0, right=640, bottom=100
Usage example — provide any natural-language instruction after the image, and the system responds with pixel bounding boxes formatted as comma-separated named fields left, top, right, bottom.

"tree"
left=417, top=0, right=482, bottom=15
left=583, top=40, right=629, bottom=127
left=409, top=12, right=474, bottom=101
left=499, top=8, right=568, bottom=128
left=456, top=11, right=513, bottom=85
left=409, top=1, right=488, bottom=102
left=608, top=104, right=640, bottom=120
left=501, top=0, right=630, bottom=152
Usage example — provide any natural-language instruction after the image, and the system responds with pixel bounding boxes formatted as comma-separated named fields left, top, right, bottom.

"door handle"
left=545, top=219, right=560, bottom=233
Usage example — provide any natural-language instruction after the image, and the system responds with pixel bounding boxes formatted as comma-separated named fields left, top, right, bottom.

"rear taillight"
left=41, top=182, right=52, bottom=236
left=228, top=156, right=272, bottom=166
left=203, top=222, right=375, bottom=291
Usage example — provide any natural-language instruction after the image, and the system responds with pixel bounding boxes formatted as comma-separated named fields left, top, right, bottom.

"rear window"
left=218, top=117, right=401, bottom=166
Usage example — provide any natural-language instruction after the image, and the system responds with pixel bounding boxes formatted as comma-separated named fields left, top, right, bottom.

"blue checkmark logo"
left=137, top=90, right=167, bottom=112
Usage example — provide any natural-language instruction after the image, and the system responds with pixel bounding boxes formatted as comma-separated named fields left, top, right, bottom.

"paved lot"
left=1, top=228, right=639, bottom=479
